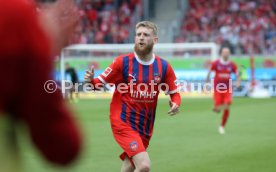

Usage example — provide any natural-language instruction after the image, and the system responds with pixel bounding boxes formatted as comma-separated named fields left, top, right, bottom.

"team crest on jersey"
left=154, top=73, right=161, bottom=83
left=102, top=67, right=112, bottom=77
left=130, top=141, right=138, bottom=152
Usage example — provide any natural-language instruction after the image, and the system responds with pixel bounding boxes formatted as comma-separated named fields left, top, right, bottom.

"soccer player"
left=206, top=47, right=240, bottom=134
left=84, top=21, right=181, bottom=172
left=65, top=62, right=79, bottom=102
left=0, top=0, right=81, bottom=170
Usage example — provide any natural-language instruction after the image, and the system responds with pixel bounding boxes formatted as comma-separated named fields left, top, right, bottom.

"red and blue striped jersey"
left=97, top=52, right=178, bottom=138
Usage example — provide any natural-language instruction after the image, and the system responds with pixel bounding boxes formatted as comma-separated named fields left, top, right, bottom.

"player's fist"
left=84, top=66, right=94, bottom=83
left=168, top=101, right=179, bottom=116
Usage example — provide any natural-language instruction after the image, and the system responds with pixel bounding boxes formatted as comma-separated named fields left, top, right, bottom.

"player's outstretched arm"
left=206, top=69, right=212, bottom=83
left=163, top=63, right=181, bottom=116
left=235, top=71, right=241, bottom=88
left=84, top=57, right=123, bottom=87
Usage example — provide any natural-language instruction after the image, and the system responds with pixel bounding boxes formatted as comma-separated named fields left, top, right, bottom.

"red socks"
left=221, top=109, right=229, bottom=127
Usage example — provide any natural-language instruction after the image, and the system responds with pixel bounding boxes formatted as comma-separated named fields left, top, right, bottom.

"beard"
left=134, top=42, right=154, bottom=57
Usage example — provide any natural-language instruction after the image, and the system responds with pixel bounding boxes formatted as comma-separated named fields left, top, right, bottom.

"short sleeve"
left=232, top=62, right=238, bottom=73
left=163, top=63, right=178, bottom=94
left=210, top=61, right=217, bottom=71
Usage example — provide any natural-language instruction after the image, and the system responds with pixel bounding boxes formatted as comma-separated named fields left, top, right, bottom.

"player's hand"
left=84, top=66, right=94, bottom=83
left=168, top=101, right=179, bottom=116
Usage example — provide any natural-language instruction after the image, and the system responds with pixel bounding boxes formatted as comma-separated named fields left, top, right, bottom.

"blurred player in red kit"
left=0, top=0, right=82, bottom=170
left=85, top=21, right=181, bottom=172
left=206, top=47, right=240, bottom=134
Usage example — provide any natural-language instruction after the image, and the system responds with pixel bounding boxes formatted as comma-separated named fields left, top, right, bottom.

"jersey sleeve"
left=97, top=57, right=123, bottom=84
left=170, top=92, right=181, bottom=106
left=163, top=63, right=178, bottom=94
left=232, top=62, right=238, bottom=73
left=210, top=61, right=217, bottom=71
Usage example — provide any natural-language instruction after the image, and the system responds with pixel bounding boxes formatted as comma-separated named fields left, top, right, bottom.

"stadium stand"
left=40, top=0, right=276, bottom=55
left=174, top=0, right=276, bottom=54
left=72, top=0, right=142, bottom=44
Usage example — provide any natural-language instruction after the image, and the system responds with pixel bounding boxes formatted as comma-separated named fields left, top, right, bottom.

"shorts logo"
left=102, top=67, right=112, bottom=77
left=130, top=141, right=138, bottom=152
left=154, top=73, right=161, bottom=83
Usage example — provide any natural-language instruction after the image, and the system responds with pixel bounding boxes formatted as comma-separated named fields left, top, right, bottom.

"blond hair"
left=136, top=21, right=158, bottom=36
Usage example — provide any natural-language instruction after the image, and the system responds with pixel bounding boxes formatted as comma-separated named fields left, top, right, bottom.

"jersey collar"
left=134, top=52, right=155, bottom=65
left=219, top=58, right=230, bottom=65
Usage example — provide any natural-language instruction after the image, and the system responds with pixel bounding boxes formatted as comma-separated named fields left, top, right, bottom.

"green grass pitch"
left=19, top=97, right=276, bottom=172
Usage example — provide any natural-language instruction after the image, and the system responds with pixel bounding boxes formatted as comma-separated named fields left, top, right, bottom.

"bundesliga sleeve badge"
left=102, top=67, right=112, bottom=77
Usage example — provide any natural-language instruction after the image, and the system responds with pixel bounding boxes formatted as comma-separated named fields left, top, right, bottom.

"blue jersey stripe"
left=145, top=110, right=151, bottom=136
left=160, top=59, right=168, bottom=82
left=152, top=59, right=159, bottom=77
left=138, top=109, right=146, bottom=135
left=142, top=65, right=149, bottom=83
left=132, top=57, right=139, bottom=81
left=129, top=109, right=137, bottom=131
left=122, top=56, right=129, bottom=83
left=120, top=103, right=127, bottom=122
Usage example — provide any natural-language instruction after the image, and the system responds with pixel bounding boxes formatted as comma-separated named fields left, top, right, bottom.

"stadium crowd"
left=174, top=0, right=276, bottom=55
left=71, top=0, right=142, bottom=44
left=40, top=0, right=276, bottom=55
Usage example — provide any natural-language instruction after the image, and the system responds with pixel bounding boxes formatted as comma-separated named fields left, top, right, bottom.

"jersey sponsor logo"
left=218, top=73, right=230, bottom=78
left=130, top=91, right=157, bottom=99
left=130, top=141, right=138, bottom=152
left=217, top=64, right=232, bottom=72
left=102, top=67, right=112, bottom=77
left=154, top=73, right=161, bottom=83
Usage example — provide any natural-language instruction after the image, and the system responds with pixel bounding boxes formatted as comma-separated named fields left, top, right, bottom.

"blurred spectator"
left=0, top=0, right=82, bottom=171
